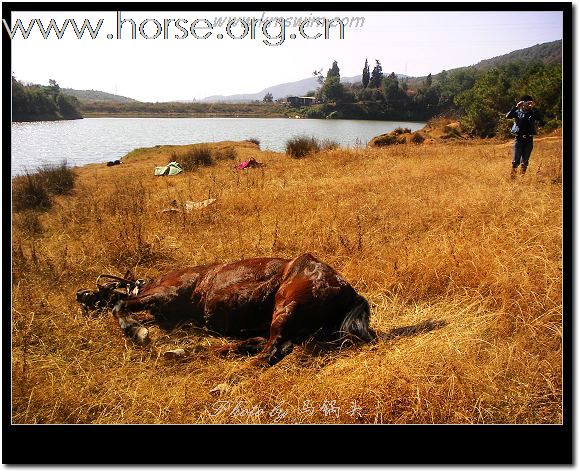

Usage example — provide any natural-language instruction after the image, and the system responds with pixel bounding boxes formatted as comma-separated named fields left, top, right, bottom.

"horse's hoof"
left=134, top=327, right=149, bottom=345
left=209, top=383, right=230, bottom=396
left=163, top=348, right=185, bottom=359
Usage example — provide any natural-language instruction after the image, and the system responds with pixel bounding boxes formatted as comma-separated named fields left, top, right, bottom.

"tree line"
left=12, top=76, right=82, bottom=122
left=298, top=58, right=561, bottom=137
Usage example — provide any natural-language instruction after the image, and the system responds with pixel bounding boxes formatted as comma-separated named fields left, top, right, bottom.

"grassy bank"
left=11, top=134, right=562, bottom=424
left=79, top=100, right=427, bottom=121
left=79, top=101, right=289, bottom=118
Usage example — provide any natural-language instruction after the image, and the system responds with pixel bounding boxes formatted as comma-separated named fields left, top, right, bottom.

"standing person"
left=506, top=95, right=545, bottom=178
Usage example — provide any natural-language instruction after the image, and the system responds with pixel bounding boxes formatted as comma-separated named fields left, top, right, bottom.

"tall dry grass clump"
left=39, top=160, right=76, bottom=195
left=247, top=137, right=261, bottom=148
left=286, top=135, right=321, bottom=158
left=286, top=135, right=340, bottom=158
left=12, top=172, right=52, bottom=211
left=12, top=161, right=76, bottom=211
left=11, top=135, right=562, bottom=424
left=172, top=144, right=238, bottom=171
left=177, top=145, right=214, bottom=170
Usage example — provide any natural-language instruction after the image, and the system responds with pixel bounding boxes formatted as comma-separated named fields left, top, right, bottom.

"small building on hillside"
left=286, top=96, right=317, bottom=106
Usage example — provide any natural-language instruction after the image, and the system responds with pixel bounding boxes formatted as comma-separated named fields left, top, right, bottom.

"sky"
left=6, top=9, right=563, bottom=102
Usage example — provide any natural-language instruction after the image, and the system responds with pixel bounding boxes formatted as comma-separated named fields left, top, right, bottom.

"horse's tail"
left=339, top=294, right=376, bottom=343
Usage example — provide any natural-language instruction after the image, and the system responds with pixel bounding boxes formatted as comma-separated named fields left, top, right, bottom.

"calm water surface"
left=11, top=117, right=424, bottom=175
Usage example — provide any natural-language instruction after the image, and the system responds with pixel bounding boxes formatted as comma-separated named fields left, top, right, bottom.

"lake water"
left=10, top=117, right=424, bottom=176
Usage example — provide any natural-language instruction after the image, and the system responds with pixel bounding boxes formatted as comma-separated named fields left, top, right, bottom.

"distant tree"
left=362, top=58, right=370, bottom=88
left=48, top=78, right=60, bottom=94
left=263, top=92, right=273, bottom=102
left=319, top=60, right=344, bottom=103
left=426, top=73, right=432, bottom=87
left=382, top=72, right=400, bottom=101
left=455, top=67, right=513, bottom=137
left=454, top=61, right=561, bottom=136
left=305, top=90, right=316, bottom=97
left=321, top=76, right=344, bottom=103
left=57, top=94, right=82, bottom=119
left=369, top=60, right=383, bottom=88
left=381, top=72, right=410, bottom=112
left=12, top=75, right=28, bottom=118
left=437, top=70, right=448, bottom=85
left=355, top=86, right=373, bottom=102
left=313, top=69, right=324, bottom=85
left=522, top=63, right=561, bottom=119
left=341, top=87, right=356, bottom=104
left=371, top=88, right=385, bottom=102
left=327, top=60, right=340, bottom=79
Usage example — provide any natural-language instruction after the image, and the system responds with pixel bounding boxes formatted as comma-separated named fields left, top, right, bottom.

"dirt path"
left=494, top=135, right=562, bottom=148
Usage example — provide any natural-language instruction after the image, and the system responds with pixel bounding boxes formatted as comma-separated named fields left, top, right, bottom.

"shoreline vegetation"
left=11, top=129, right=562, bottom=424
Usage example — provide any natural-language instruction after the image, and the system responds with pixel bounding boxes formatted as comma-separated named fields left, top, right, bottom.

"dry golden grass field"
left=11, top=131, right=562, bottom=424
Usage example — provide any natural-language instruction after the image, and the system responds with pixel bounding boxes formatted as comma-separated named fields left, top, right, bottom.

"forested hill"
left=408, top=40, right=561, bottom=86
left=12, top=77, right=83, bottom=122
left=471, top=40, right=561, bottom=71
left=61, top=88, right=137, bottom=103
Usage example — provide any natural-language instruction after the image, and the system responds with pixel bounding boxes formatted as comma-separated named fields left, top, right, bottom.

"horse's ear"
left=124, top=270, right=135, bottom=282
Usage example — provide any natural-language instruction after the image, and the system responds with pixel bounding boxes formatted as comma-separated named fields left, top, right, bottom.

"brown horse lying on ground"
left=77, top=253, right=444, bottom=366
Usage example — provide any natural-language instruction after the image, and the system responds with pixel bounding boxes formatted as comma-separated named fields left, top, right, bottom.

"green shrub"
left=542, top=119, right=561, bottom=133
left=304, top=107, right=325, bottom=119
left=285, top=136, right=321, bottom=158
left=494, top=115, right=514, bottom=139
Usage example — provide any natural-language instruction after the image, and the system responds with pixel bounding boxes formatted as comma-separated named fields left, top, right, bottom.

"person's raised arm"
left=506, top=101, right=523, bottom=118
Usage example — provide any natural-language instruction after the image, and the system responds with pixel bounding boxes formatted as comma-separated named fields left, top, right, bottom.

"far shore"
left=81, top=112, right=289, bottom=119
left=79, top=112, right=426, bottom=123
left=78, top=101, right=431, bottom=122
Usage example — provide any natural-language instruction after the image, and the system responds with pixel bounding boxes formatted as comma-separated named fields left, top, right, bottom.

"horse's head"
left=76, top=288, right=104, bottom=309
left=76, top=272, right=141, bottom=311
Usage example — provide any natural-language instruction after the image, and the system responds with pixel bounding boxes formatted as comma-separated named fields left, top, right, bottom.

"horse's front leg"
left=255, top=300, right=296, bottom=367
left=112, top=298, right=151, bottom=345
